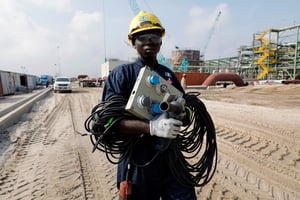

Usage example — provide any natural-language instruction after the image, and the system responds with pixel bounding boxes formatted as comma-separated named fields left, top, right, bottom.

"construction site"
left=173, top=23, right=300, bottom=81
left=1, top=1, right=300, bottom=200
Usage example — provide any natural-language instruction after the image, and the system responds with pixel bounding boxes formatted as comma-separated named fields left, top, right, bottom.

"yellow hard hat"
left=128, top=10, right=165, bottom=42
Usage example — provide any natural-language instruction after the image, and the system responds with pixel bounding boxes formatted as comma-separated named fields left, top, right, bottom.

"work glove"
left=150, top=112, right=183, bottom=139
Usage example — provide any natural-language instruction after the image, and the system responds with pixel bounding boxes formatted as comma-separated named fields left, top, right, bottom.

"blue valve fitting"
left=148, top=75, right=160, bottom=85
left=152, top=103, right=162, bottom=114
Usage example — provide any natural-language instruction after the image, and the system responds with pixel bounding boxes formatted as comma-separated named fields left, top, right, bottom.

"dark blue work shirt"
left=101, top=57, right=185, bottom=187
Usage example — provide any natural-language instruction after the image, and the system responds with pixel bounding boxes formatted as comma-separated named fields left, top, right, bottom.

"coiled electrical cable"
left=84, top=95, right=139, bottom=164
left=84, top=92, right=217, bottom=187
left=166, top=92, right=217, bottom=187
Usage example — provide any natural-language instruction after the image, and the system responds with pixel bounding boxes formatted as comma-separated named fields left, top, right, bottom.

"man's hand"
left=149, top=112, right=182, bottom=139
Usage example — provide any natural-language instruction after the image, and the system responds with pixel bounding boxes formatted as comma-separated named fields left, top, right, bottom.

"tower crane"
left=128, top=0, right=140, bottom=15
left=202, top=11, right=222, bottom=58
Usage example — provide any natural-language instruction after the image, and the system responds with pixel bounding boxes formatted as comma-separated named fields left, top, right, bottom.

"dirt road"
left=0, top=84, right=299, bottom=199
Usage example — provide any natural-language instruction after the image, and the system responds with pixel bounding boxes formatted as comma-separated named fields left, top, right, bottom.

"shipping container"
left=0, top=74, right=3, bottom=97
left=15, top=73, right=39, bottom=92
left=26, top=74, right=39, bottom=90
left=0, top=70, right=39, bottom=96
left=0, top=70, right=16, bottom=95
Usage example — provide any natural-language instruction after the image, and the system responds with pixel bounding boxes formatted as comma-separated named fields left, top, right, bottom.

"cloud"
left=0, top=0, right=104, bottom=76
left=60, top=11, right=104, bottom=76
left=0, top=1, right=54, bottom=63
left=184, top=4, right=229, bottom=47
left=176, top=3, right=240, bottom=59
left=25, top=0, right=71, bottom=11
left=66, top=11, right=103, bottom=57
left=70, top=11, right=102, bottom=34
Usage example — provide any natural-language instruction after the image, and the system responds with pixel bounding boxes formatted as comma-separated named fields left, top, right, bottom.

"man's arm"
left=118, top=113, right=183, bottom=139
left=118, top=119, right=150, bottom=135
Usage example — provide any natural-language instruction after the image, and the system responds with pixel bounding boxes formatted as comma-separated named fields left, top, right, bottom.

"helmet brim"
left=128, top=27, right=165, bottom=41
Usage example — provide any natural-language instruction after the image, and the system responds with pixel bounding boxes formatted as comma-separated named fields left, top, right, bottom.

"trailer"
left=79, top=79, right=103, bottom=87
left=0, top=70, right=16, bottom=95
left=77, top=75, right=103, bottom=87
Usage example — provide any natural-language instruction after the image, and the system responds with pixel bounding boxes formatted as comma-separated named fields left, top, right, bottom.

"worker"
left=101, top=10, right=196, bottom=199
left=181, top=73, right=187, bottom=89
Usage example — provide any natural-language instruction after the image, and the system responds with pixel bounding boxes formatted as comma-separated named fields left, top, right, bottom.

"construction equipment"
left=202, top=11, right=222, bottom=57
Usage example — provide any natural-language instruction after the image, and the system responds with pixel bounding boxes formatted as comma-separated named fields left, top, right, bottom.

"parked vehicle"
left=39, top=74, right=54, bottom=87
left=77, top=74, right=103, bottom=87
left=53, top=76, right=72, bottom=93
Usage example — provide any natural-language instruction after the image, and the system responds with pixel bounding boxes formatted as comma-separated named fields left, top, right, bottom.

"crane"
left=128, top=0, right=140, bottom=15
left=202, top=11, right=222, bottom=57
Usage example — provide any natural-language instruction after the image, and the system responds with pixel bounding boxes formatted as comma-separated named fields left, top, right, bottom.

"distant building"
left=101, top=58, right=130, bottom=78
left=171, top=49, right=203, bottom=72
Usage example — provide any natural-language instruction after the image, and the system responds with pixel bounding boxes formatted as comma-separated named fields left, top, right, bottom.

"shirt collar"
left=136, top=57, right=159, bottom=71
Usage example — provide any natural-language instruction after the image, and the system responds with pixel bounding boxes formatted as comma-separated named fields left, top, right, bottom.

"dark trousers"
left=118, top=138, right=197, bottom=200
left=130, top=173, right=196, bottom=200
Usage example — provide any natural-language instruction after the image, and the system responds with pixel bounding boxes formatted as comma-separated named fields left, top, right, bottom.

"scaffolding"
left=203, top=23, right=300, bottom=80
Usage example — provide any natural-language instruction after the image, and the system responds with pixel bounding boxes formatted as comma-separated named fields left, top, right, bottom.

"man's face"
left=134, top=31, right=162, bottom=59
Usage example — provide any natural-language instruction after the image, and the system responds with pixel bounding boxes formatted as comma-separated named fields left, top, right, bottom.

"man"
left=102, top=10, right=196, bottom=200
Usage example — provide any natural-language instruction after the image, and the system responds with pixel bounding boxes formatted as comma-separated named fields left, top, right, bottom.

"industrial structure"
left=201, top=23, right=300, bottom=80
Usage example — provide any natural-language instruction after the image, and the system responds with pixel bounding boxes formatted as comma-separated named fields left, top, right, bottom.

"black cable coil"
left=84, top=95, right=140, bottom=164
left=84, top=92, right=217, bottom=187
left=168, top=92, right=217, bottom=187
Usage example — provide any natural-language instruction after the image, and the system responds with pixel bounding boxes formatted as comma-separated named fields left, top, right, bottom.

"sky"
left=0, top=0, right=299, bottom=78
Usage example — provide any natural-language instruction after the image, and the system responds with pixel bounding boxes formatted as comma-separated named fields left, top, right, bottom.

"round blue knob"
left=148, top=75, right=160, bottom=85
left=152, top=103, right=162, bottom=114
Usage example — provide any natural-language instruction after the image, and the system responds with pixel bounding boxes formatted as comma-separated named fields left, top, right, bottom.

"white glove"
left=149, top=112, right=183, bottom=139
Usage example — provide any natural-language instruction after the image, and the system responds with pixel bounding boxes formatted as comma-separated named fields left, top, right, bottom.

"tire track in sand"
left=69, top=90, right=119, bottom=200
left=196, top=123, right=300, bottom=200
left=0, top=94, right=85, bottom=199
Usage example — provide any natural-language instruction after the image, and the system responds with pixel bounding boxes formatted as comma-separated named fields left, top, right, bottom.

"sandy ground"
left=0, top=83, right=299, bottom=200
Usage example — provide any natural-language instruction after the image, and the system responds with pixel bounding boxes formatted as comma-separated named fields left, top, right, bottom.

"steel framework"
left=203, top=23, right=300, bottom=80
